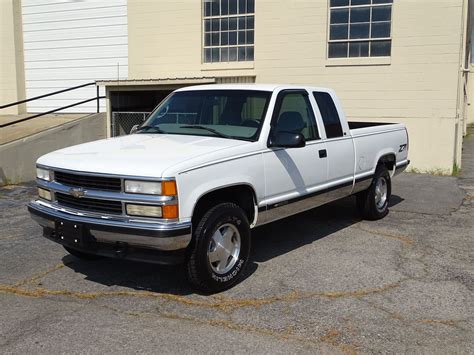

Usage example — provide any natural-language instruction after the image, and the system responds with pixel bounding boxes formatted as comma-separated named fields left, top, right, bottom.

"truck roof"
left=176, top=84, right=334, bottom=93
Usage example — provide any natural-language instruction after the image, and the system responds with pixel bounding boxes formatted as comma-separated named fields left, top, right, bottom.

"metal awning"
left=96, top=75, right=256, bottom=90
left=96, top=77, right=217, bottom=87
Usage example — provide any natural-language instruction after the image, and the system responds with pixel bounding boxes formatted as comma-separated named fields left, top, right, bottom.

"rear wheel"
left=186, top=202, right=251, bottom=293
left=356, top=166, right=391, bottom=220
left=63, top=246, right=104, bottom=260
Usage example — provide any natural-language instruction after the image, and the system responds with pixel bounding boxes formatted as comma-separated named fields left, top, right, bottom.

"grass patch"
left=407, top=167, right=452, bottom=176
left=451, top=163, right=461, bottom=177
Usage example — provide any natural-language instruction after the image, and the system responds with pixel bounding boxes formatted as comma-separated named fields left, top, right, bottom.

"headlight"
left=36, top=167, right=52, bottom=181
left=124, top=180, right=161, bottom=195
left=38, top=188, right=52, bottom=201
left=124, top=180, right=177, bottom=196
left=126, top=204, right=162, bottom=218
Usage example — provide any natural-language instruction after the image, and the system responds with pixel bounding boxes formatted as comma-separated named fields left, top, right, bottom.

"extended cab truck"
left=28, top=84, right=409, bottom=292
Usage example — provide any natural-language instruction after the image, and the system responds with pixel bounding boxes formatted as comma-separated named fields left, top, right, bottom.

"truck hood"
left=37, top=134, right=249, bottom=177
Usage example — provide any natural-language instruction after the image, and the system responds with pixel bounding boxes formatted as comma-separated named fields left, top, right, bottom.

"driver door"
left=262, top=90, right=328, bottom=213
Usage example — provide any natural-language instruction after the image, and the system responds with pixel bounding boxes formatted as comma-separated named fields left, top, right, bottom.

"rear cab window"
left=313, top=92, right=344, bottom=139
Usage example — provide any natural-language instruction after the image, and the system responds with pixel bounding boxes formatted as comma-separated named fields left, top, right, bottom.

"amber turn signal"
left=162, top=181, right=177, bottom=196
left=162, top=205, right=179, bottom=219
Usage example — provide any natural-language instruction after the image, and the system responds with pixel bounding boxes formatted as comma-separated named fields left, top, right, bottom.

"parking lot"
left=1, top=159, right=473, bottom=353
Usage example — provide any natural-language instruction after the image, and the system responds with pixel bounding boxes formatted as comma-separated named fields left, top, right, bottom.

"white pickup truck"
left=29, top=84, right=409, bottom=292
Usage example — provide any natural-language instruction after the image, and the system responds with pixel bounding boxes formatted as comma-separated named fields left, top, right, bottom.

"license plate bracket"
left=56, top=221, right=86, bottom=247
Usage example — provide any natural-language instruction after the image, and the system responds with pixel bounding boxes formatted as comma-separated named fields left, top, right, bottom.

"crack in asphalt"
left=0, top=280, right=403, bottom=312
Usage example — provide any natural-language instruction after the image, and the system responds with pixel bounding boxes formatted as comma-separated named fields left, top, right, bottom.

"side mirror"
left=130, top=124, right=140, bottom=134
left=268, top=131, right=306, bottom=148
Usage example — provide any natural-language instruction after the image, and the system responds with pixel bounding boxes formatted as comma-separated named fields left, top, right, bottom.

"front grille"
left=56, top=193, right=123, bottom=215
left=54, top=171, right=122, bottom=192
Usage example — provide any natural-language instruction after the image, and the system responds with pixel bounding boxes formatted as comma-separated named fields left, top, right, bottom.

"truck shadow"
left=62, top=195, right=403, bottom=295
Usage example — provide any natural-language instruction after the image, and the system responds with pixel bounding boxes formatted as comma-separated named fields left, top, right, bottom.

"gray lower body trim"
left=255, top=176, right=373, bottom=227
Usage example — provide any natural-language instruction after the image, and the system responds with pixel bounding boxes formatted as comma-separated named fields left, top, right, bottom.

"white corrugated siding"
left=22, top=0, right=128, bottom=113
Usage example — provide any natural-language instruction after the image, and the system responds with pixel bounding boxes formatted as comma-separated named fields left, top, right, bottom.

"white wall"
left=21, top=0, right=128, bottom=113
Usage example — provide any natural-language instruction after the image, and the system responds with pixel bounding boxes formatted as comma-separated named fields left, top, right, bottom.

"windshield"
left=139, top=90, right=271, bottom=141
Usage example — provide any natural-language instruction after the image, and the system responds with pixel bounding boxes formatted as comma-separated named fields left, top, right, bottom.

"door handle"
left=319, top=149, right=327, bottom=158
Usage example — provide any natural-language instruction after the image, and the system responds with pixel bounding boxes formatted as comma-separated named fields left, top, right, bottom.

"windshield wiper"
left=179, top=125, right=233, bottom=139
left=137, top=125, right=164, bottom=133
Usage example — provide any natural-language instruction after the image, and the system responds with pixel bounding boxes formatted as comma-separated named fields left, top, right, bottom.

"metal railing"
left=0, top=82, right=105, bottom=128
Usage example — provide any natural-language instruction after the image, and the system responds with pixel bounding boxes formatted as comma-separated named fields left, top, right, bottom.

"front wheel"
left=356, top=166, right=391, bottom=220
left=186, top=202, right=251, bottom=293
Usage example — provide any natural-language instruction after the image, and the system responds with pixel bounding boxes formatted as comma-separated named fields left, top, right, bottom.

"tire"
left=186, top=202, right=251, bottom=293
left=356, top=165, right=391, bottom=220
left=63, top=246, right=104, bottom=260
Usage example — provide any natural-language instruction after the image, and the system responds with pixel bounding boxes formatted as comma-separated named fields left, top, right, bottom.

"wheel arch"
left=375, top=152, right=397, bottom=176
left=191, top=183, right=258, bottom=228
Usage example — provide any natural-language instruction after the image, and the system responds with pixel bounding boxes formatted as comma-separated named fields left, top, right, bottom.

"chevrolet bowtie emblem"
left=69, top=187, right=86, bottom=198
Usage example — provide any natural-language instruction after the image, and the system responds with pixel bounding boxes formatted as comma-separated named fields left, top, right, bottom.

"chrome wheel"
left=207, top=223, right=241, bottom=275
left=375, top=176, right=388, bottom=210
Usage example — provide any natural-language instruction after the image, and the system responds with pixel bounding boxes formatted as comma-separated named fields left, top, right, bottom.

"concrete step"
left=0, top=113, right=106, bottom=185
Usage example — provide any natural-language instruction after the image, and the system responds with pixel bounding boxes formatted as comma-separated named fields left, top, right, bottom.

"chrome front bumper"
left=28, top=200, right=192, bottom=252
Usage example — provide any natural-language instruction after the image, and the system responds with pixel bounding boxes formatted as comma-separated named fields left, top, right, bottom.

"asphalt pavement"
left=1, top=133, right=473, bottom=353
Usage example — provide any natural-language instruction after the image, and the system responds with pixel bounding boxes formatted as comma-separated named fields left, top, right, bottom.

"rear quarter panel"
left=351, top=124, right=408, bottom=178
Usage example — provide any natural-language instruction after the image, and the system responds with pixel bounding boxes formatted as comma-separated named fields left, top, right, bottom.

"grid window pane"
left=203, top=0, right=254, bottom=63
left=373, top=0, right=393, bottom=4
left=229, top=47, right=238, bottom=61
left=350, top=7, right=370, bottom=23
left=370, top=40, right=391, bottom=56
left=238, top=30, right=246, bottom=45
left=371, top=22, right=391, bottom=38
left=328, top=42, right=348, bottom=58
left=247, top=30, right=254, bottom=44
left=220, top=31, right=229, bottom=45
left=350, top=23, right=369, bottom=39
left=229, top=0, right=238, bottom=14
left=221, top=47, right=229, bottom=61
left=238, top=46, right=246, bottom=61
left=211, top=47, right=220, bottom=61
left=238, top=17, right=246, bottom=29
left=229, top=31, right=237, bottom=45
left=246, top=0, right=254, bottom=13
left=372, top=6, right=391, bottom=21
left=221, top=18, right=229, bottom=30
left=247, top=16, right=254, bottom=29
left=211, top=32, right=219, bottom=46
left=246, top=46, right=254, bottom=60
left=229, top=17, right=237, bottom=30
left=330, top=24, right=349, bottom=40
left=211, top=18, right=219, bottom=31
left=221, top=0, right=228, bottom=15
left=205, top=48, right=212, bottom=62
left=238, top=0, right=246, bottom=14
left=331, top=9, right=349, bottom=24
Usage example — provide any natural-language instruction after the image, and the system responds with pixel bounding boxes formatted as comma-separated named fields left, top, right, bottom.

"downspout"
left=454, top=0, right=470, bottom=170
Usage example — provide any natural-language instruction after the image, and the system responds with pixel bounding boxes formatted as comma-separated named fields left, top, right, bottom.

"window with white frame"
left=203, top=0, right=255, bottom=63
left=328, top=0, right=393, bottom=58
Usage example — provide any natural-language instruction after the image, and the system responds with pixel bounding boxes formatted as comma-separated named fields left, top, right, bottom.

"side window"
left=274, top=93, right=319, bottom=141
left=313, top=92, right=343, bottom=139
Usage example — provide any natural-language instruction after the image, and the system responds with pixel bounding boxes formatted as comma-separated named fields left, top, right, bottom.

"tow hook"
left=115, top=242, right=128, bottom=258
